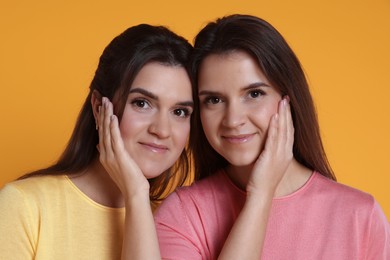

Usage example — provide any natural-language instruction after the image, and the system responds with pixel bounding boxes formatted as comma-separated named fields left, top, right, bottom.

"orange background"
left=1, top=0, right=389, bottom=220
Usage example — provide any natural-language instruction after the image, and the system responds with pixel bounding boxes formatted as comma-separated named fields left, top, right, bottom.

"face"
left=198, top=50, right=282, bottom=167
left=119, top=62, right=193, bottom=179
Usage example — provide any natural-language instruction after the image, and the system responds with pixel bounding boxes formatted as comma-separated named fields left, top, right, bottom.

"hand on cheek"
left=97, top=97, right=150, bottom=202
left=247, top=96, right=294, bottom=197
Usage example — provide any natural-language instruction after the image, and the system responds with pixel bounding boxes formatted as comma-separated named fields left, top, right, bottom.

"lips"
left=222, top=133, right=256, bottom=144
left=139, top=142, right=169, bottom=153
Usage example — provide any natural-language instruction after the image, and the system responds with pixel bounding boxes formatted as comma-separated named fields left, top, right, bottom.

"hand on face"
left=97, top=97, right=150, bottom=201
left=246, top=96, right=294, bottom=197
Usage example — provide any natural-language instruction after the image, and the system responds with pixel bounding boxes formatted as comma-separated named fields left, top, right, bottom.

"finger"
left=97, top=100, right=105, bottom=159
left=262, top=112, right=278, bottom=157
left=285, top=97, right=294, bottom=152
left=109, top=112, right=146, bottom=191
left=109, top=114, right=125, bottom=156
left=277, top=98, right=288, bottom=148
left=103, top=98, right=114, bottom=159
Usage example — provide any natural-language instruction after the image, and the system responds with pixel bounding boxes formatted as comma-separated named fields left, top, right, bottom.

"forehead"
left=198, top=51, right=271, bottom=90
left=131, top=62, right=192, bottom=99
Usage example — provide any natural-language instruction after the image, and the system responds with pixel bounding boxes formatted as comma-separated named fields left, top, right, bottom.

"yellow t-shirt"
left=0, top=175, right=125, bottom=259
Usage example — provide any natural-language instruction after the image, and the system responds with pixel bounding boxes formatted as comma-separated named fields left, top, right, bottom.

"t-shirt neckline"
left=219, top=170, right=317, bottom=201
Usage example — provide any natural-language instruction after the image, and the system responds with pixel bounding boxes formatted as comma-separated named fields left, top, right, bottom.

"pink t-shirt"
left=155, top=171, right=390, bottom=259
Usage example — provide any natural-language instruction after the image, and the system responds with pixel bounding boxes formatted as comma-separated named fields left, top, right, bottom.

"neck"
left=226, top=159, right=312, bottom=198
left=68, top=159, right=125, bottom=208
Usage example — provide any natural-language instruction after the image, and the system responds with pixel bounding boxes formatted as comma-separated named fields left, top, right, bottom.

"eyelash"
left=173, top=108, right=192, bottom=118
left=247, top=89, right=265, bottom=99
left=202, top=89, right=265, bottom=105
left=131, top=98, right=191, bottom=118
left=203, top=96, right=223, bottom=105
left=131, top=98, right=151, bottom=109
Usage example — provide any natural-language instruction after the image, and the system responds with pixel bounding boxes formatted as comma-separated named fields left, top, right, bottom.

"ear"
left=91, top=90, right=103, bottom=126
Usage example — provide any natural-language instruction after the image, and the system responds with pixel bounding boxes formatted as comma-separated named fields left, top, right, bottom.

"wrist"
left=245, top=188, right=274, bottom=207
left=124, top=188, right=151, bottom=207
left=246, top=183, right=276, bottom=198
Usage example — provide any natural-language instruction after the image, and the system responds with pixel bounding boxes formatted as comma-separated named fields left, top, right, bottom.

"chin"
left=141, top=164, right=170, bottom=180
left=225, top=154, right=258, bottom=167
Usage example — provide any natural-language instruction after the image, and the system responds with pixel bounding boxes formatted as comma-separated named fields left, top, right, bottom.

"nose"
left=148, top=112, right=171, bottom=139
left=222, top=102, right=246, bottom=128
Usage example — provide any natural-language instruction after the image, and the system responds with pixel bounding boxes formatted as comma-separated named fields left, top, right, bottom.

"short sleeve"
left=366, top=201, right=390, bottom=259
left=0, top=184, right=36, bottom=259
left=154, top=192, right=203, bottom=260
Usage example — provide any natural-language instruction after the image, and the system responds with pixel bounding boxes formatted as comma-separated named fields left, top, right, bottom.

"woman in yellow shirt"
left=0, top=24, right=193, bottom=259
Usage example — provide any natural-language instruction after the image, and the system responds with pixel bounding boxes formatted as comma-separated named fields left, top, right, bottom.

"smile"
left=139, top=142, right=169, bottom=153
left=222, top=133, right=256, bottom=144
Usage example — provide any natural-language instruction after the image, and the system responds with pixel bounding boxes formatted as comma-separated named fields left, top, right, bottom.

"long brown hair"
left=19, top=24, right=194, bottom=201
left=190, top=14, right=336, bottom=181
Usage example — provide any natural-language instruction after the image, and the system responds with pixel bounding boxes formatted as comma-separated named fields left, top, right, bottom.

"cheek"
left=119, top=110, right=147, bottom=138
left=172, top=121, right=191, bottom=147
left=200, top=110, right=217, bottom=138
left=249, top=102, right=279, bottom=129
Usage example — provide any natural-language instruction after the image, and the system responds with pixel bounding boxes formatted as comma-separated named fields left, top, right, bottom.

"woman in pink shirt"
left=154, top=14, right=390, bottom=259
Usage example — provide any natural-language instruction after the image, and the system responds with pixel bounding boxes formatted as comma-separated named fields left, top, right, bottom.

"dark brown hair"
left=190, top=14, right=336, bottom=181
left=20, top=24, right=194, bottom=201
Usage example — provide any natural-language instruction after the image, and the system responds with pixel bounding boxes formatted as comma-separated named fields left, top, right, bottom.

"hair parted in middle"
left=20, top=24, right=194, bottom=201
left=189, top=14, right=336, bottom=181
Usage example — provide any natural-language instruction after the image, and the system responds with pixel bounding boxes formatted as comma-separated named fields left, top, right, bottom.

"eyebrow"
left=130, top=87, right=194, bottom=108
left=198, top=82, right=270, bottom=96
left=243, top=82, right=270, bottom=90
left=130, top=88, right=158, bottom=100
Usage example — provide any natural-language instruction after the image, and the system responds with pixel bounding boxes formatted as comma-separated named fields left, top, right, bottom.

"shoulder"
left=311, top=172, right=377, bottom=212
left=0, top=175, right=66, bottom=227
left=0, top=175, right=70, bottom=208
left=1, top=175, right=68, bottom=195
left=314, top=173, right=373, bottom=199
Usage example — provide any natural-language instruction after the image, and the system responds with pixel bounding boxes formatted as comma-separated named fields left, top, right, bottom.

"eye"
left=173, top=108, right=191, bottom=118
left=248, top=89, right=264, bottom=99
left=131, top=98, right=151, bottom=109
left=204, top=96, right=222, bottom=105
